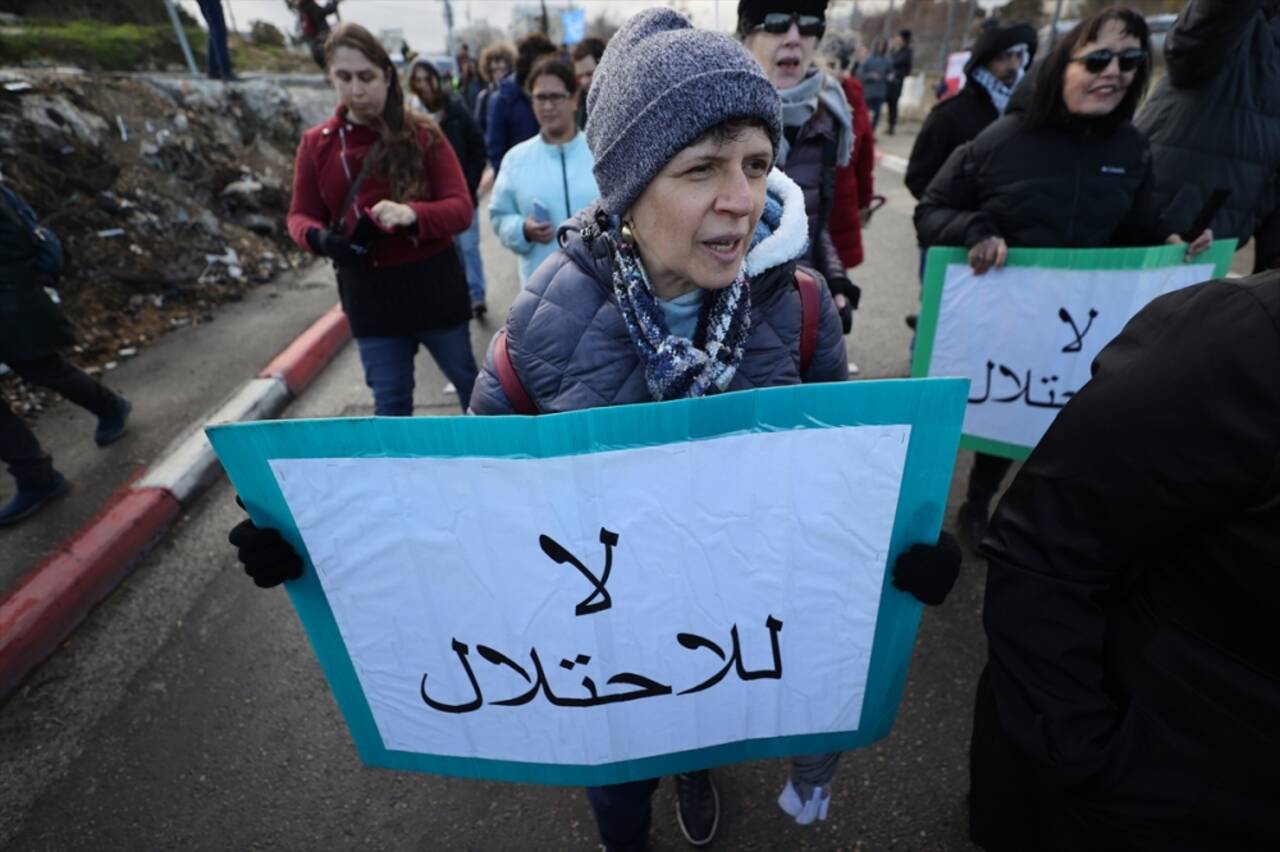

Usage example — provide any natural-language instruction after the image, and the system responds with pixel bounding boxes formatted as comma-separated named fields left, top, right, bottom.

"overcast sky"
left=178, top=1, right=908, bottom=55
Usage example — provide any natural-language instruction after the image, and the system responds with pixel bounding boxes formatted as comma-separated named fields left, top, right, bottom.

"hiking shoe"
left=0, top=473, right=69, bottom=526
left=95, top=396, right=132, bottom=446
left=675, top=770, right=719, bottom=847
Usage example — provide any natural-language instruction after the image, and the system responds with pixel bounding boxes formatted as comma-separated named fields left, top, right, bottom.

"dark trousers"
left=968, top=452, right=1013, bottom=506
left=353, top=323, right=478, bottom=415
left=867, top=96, right=885, bottom=130
left=197, top=0, right=233, bottom=80
left=586, top=778, right=661, bottom=851
left=886, top=84, right=903, bottom=132
left=1, top=353, right=118, bottom=488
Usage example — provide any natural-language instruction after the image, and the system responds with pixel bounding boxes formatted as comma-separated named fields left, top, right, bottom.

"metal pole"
left=1050, top=0, right=1066, bottom=49
left=963, top=0, right=978, bottom=44
left=162, top=0, right=200, bottom=77
left=883, top=0, right=896, bottom=38
left=222, top=0, right=238, bottom=36
left=941, top=0, right=957, bottom=71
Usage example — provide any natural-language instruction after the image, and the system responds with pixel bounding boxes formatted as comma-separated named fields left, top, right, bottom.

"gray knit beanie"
left=585, top=7, right=782, bottom=216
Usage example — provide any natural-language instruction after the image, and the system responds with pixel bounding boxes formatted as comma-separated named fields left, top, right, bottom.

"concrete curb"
left=0, top=305, right=351, bottom=698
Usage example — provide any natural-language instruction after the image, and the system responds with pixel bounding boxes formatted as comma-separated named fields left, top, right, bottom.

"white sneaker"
left=443, top=382, right=457, bottom=394
left=777, top=777, right=831, bottom=825
left=847, top=361, right=860, bottom=375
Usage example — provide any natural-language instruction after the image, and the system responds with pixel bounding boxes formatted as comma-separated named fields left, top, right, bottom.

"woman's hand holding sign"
left=969, top=235, right=1008, bottom=276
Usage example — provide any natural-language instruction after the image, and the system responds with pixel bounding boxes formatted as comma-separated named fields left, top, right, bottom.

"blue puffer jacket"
left=470, top=169, right=848, bottom=415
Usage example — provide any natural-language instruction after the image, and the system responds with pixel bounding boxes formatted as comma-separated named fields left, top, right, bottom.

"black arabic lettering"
left=969, top=360, right=995, bottom=404
left=1059, top=307, right=1099, bottom=353
left=539, top=528, right=619, bottom=616
left=419, top=638, right=484, bottom=714
left=677, top=615, right=784, bottom=694
left=993, top=365, right=1028, bottom=404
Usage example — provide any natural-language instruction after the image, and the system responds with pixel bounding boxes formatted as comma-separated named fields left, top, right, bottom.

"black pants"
left=585, top=777, right=661, bottom=851
left=886, top=85, right=903, bottom=132
left=968, top=452, right=1013, bottom=506
left=1, top=353, right=118, bottom=488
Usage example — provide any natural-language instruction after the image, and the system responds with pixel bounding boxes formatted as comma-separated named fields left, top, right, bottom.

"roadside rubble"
left=0, top=69, right=329, bottom=419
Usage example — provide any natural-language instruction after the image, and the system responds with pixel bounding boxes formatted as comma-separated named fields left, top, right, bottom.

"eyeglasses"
left=533, top=92, right=570, bottom=105
left=752, top=12, right=826, bottom=39
left=1070, top=47, right=1147, bottom=74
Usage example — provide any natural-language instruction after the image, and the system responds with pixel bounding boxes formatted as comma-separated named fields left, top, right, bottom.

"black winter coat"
left=437, top=94, right=486, bottom=206
left=971, top=273, right=1280, bottom=851
left=905, top=83, right=998, bottom=200
left=914, top=113, right=1167, bottom=250
left=0, top=187, right=73, bottom=364
left=780, top=105, right=858, bottom=306
left=1135, top=0, right=1280, bottom=246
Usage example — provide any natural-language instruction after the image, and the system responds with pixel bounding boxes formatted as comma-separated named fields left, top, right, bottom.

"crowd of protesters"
left=1, top=0, right=1274, bottom=850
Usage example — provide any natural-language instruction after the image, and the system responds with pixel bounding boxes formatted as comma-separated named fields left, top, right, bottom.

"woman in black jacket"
left=913, top=7, right=1211, bottom=544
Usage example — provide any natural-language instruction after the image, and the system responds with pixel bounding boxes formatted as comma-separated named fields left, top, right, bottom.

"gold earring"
left=620, top=221, right=636, bottom=244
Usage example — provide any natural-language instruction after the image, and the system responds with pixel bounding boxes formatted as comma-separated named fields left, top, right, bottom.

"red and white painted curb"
left=0, top=304, right=351, bottom=698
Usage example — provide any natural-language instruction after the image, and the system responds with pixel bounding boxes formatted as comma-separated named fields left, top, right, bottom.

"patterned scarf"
left=776, top=68, right=854, bottom=169
left=972, top=66, right=1023, bottom=117
left=606, top=231, right=752, bottom=401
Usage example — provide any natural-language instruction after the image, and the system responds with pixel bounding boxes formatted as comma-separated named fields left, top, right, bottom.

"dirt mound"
left=1, top=70, right=319, bottom=419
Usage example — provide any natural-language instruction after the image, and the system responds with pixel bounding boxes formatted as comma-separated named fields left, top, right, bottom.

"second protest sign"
left=912, top=241, right=1235, bottom=459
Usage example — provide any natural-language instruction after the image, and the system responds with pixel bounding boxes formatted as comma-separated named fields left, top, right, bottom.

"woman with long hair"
left=914, top=6, right=1212, bottom=548
left=287, top=23, right=478, bottom=414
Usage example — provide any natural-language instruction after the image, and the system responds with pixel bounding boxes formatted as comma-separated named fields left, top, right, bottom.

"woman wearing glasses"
left=488, top=58, right=599, bottom=286
left=913, top=7, right=1213, bottom=549
left=740, top=1, right=862, bottom=336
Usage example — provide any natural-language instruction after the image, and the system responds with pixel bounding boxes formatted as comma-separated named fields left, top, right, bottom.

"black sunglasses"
left=753, top=12, right=826, bottom=38
left=1071, top=47, right=1148, bottom=74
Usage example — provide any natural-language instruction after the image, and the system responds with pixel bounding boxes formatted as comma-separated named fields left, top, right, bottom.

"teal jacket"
left=488, top=131, right=600, bottom=285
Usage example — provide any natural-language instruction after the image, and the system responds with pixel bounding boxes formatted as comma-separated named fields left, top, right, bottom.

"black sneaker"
left=94, top=396, right=131, bottom=447
left=0, top=473, right=69, bottom=526
left=905, top=313, right=918, bottom=330
left=674, top=770, right=719, bottom=847
left=472, top=299, right=488, bottom=321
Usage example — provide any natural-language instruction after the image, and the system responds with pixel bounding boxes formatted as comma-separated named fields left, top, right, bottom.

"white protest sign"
left=271, top=426, right=907, bottom=766
left=914, top=244, right=1235, bottom=459
left=207, top=379, right=968, bottom=784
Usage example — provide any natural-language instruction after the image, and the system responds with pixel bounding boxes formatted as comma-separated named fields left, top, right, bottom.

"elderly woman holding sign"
left=231, top=8, right=960, bottom=850
left=914, top=5, right=1213, bottom=547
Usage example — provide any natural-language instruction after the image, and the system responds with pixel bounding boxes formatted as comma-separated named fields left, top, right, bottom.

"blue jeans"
left=197, top=0, right=232, bottom=80
left=866, top=96, right=885, bottom=131
left=354, top=324, right=478, bottom=415
left=455, top=210, right=486, bottom=304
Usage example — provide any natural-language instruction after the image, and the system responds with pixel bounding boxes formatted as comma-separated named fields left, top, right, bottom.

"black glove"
left=829, top=277, right=861, bottom=335
left=892, top=531, right=961, bottom=606
left=306, top=225, right=370, bottom=266
left=228, top=505, right=304, bottom=588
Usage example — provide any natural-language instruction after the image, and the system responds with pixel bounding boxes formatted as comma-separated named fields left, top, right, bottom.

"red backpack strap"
left=493, top=329, right=539, bottom=415
left=794, top=268, right=820, bottom=377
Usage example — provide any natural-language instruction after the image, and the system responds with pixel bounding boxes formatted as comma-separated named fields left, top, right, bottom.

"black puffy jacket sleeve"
left=1109, top=152, right=1170, bottom=246
left=913, top=140, right=999, bottom=249
left=906, top=107, right=963, bottom=200
left=980, top=278, right=1280, bottom=789
left=1165, top=0, right=1264, bottom=87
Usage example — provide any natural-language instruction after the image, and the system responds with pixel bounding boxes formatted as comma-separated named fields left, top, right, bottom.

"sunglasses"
left=1071, top=47, right=1147, bottom=74
left=752, top=12, right=826, bottom=38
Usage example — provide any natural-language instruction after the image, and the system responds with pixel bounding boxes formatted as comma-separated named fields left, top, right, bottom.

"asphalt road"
left=0, top=168, right=990, bottom=851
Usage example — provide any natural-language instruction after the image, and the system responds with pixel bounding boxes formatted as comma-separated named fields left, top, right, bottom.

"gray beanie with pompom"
left=585, top=7, right=782, bottom=216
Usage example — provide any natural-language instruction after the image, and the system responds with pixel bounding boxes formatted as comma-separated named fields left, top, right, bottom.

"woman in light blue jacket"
left=488, top=58, right=600, bottom=285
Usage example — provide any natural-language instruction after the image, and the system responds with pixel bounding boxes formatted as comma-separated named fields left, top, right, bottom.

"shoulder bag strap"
left=794, top=268, right=820, bottom=377
left=493, top=329, right=539, bottom=414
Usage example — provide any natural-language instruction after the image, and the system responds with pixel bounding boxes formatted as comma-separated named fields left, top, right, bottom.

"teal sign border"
left=911, top=241, right=1236, bottom=460
left=207, top=378, right=967, bottom=786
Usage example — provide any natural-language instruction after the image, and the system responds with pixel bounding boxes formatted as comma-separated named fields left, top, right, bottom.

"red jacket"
left=830, top=75, right=875, bottom=269
left=287, top=107, right=473, bottom=270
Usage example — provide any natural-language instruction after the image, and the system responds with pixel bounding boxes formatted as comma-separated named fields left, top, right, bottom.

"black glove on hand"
left=306, top=226, right=369, bottom=266
left=830, top=277, right=862, bottom=335
left=892, top=531, right=961, bottom=606
left=228, top=508, right=304, bottom=588
left=349, top=212, right=388, bottom=246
